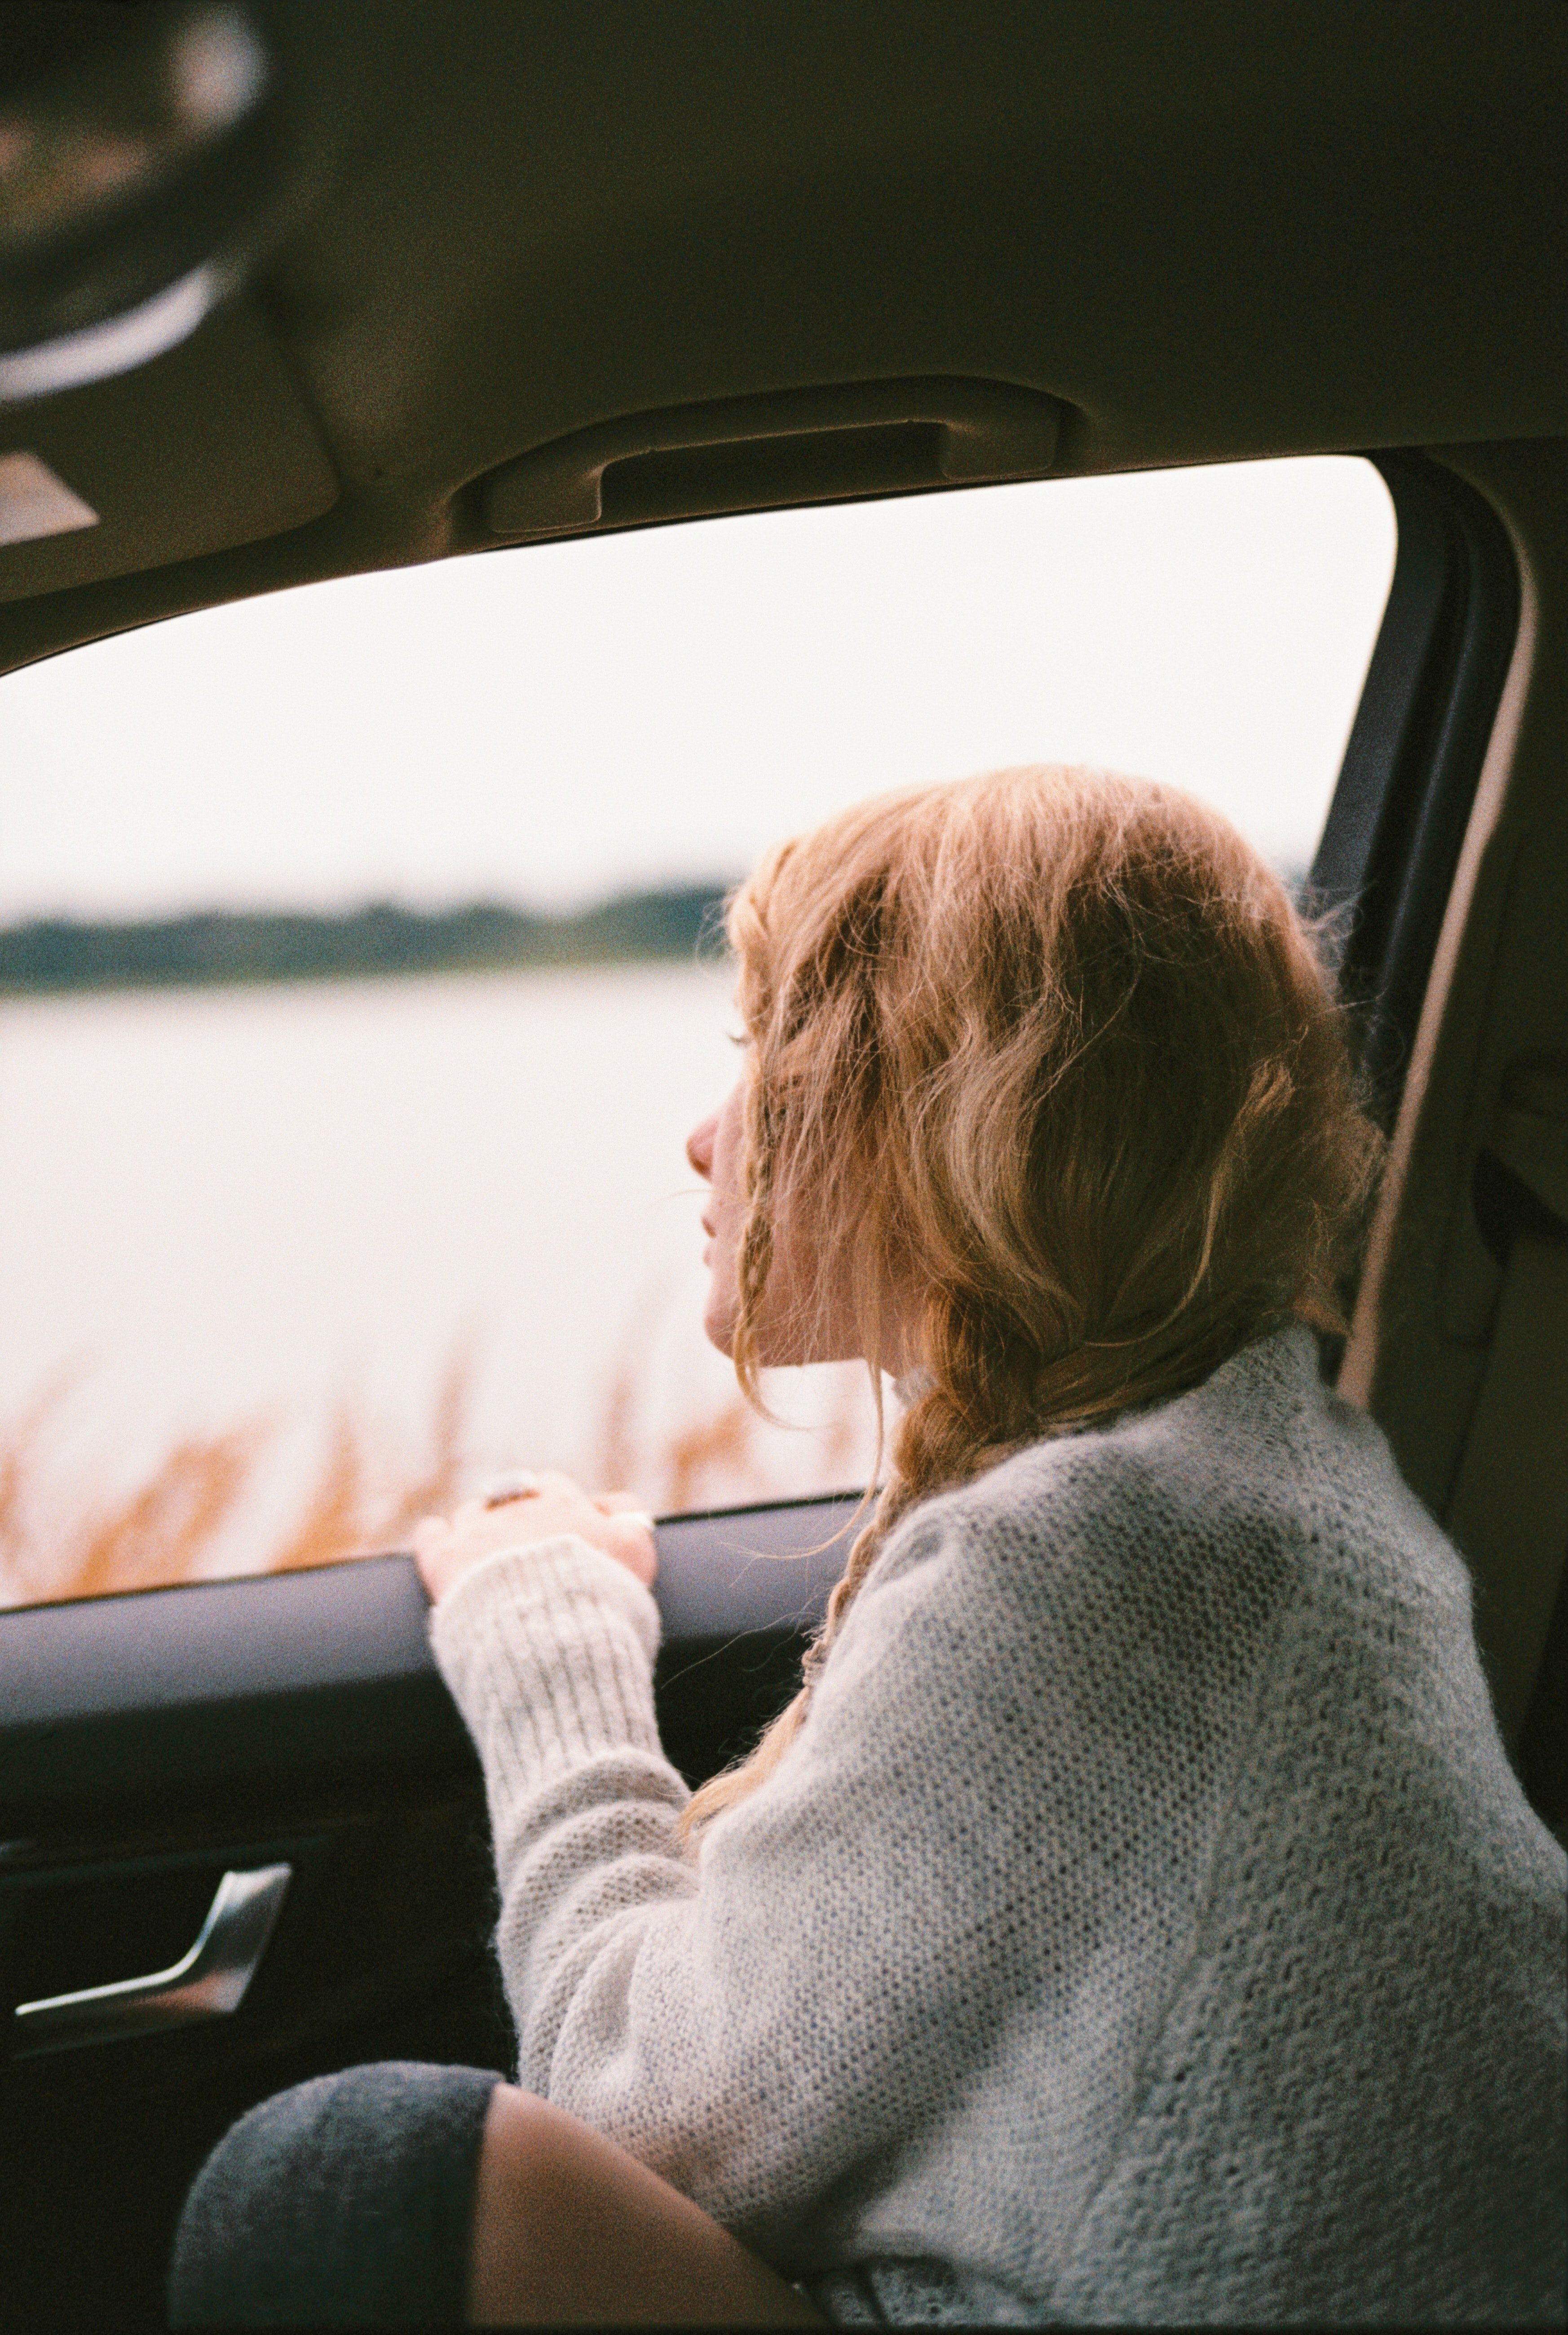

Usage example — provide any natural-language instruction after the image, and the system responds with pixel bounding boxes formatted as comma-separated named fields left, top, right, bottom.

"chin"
left=702, top=1302, right=738, bottom=1359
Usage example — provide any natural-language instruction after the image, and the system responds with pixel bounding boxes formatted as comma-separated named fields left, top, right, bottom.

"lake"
left=0, top=964, right=879, bottom=1599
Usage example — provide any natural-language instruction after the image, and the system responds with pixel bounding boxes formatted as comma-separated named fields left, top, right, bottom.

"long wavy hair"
left=682, top=765, right=1382, bottom=1836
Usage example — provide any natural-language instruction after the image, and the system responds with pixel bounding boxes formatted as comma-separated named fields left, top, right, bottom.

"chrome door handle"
left=12, top=1862, right=291, bottom=2057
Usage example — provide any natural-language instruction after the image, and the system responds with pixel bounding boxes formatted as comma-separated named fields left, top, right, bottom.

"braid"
left=803, top=1402, right=1016, bottom=1679
left=681, top=1386, right=1023, bottom=1842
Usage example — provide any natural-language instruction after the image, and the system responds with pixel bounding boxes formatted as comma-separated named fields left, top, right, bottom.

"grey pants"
left=168, top=2061, right=500, bottom=2327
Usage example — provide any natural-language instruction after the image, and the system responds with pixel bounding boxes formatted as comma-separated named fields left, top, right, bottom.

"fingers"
left=598, top=1508, right=658, bottom=1588
left=463, top=1475, right=651, bottom=1522
left=412, top=1512, right=454, bottom=1600
left=415, top=1475, right=659, bottom=1604
left=466, top=1474, right=650, bottom=1519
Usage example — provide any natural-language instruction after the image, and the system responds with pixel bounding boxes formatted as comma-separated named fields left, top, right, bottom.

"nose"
left=687, top=1109, right=718, bottom=1181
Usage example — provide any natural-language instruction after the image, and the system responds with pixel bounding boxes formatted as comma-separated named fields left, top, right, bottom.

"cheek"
left=711, top=1084, right=747, bottom=1195
left=761, top=1194, right=878, bottom=1368
left=738, top=1203, right=817, bottom=1367
left=755, top=1214, right=813, bottom=1349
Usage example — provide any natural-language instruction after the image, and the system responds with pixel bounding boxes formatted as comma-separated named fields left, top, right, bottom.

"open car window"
left=0, top=456, right=1395, bottom=1608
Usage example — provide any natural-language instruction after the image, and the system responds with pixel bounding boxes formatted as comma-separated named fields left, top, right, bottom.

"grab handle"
left=12, top=1862, right=291, bottom=2056
left=485, top=377, right=1063, bottom=539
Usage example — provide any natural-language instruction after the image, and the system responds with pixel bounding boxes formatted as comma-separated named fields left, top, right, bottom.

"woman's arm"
left=426, top=1499, right=1034, bottom=2258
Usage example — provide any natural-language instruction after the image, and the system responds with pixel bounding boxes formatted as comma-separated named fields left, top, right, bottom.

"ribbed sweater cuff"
left=428, top=1536, right=663, bottom=1790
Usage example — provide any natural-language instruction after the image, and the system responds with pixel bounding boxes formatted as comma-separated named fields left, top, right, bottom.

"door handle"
left=12, top=1862, right=291, bottom=2057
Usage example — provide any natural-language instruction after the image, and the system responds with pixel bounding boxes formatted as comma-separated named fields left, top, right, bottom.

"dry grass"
left=0, top=1331, right=872, bottom=1610
left=587, top=1286, right=868, bottom=1515
left=0, top=1350, right=474, bottom=1610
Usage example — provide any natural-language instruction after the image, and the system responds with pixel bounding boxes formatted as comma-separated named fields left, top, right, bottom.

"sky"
left=0, top=456, right=1396, bottom=923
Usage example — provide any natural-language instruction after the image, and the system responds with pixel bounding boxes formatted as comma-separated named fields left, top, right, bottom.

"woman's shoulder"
left=866, top=1321, right=1465, bottom=1633
left=886, top=1320, right=1313, bottom=1534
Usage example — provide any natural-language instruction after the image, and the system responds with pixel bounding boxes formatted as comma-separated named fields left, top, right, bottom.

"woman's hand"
left=414, top=1473, right=658, bottom=1605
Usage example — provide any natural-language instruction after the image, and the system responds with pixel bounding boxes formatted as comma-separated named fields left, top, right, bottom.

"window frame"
left=1311, top=453, right=1521, bottom=1127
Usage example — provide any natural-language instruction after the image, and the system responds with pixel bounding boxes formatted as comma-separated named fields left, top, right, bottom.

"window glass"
left=0, top=458, right=1395, bottom=1606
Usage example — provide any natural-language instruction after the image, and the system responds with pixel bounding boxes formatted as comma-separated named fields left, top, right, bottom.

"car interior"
left=1, top=4, right=1564, bottom=2325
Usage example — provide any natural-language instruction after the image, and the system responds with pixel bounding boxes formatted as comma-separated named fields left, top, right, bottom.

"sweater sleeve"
left=426, top=1511, right=1069, bottom=2260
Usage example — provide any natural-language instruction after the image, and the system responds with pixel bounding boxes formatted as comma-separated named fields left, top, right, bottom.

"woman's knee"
left=168, top=2063, right=817, bottom=2328
left=168, top=2060, right=499, bottom=2326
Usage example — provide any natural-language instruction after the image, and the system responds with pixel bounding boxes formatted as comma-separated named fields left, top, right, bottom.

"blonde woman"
left=172, top=768, right=1566, bottom=2327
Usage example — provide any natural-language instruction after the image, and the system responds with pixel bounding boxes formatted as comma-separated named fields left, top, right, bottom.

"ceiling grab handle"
left=484, top=377, right=1064, bottom=540
left=12, top=1862, right=291, bottom=2057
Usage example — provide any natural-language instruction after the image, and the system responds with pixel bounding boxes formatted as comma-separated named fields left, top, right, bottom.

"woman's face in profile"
left=688, top=1079, right=869, bottom=1369
left=687, top=1079, right=748, bottom=1358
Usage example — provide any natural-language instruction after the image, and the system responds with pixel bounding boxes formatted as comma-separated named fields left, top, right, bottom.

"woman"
left=172, top=767, right=1566, bottom=2326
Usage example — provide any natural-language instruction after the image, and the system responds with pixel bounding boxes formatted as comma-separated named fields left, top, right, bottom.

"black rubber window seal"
left=1311, top=451, right=1521, bottom=1132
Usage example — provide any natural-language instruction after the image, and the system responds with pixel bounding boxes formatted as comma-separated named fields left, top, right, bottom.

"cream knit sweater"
left=429, top=1325, right=1566, bottom=2325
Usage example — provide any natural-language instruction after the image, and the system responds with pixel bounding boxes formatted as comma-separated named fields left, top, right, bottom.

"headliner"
left=1, top=0, right=1565, bottom=671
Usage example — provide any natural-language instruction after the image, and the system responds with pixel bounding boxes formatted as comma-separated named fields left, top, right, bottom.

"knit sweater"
left=429, top=1324, right=1567, bottom=2325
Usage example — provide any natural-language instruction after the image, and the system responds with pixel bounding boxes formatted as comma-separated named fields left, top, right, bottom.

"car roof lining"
left=1, top=0, right=1566, bottom=672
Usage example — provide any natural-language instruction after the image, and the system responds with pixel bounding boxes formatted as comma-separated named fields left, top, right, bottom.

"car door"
left=4, top=443, right=1558, bottom=2333
left=1, top=1495, right=857, bottom=2328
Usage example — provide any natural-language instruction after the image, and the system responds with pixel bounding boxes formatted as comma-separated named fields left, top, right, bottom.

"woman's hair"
left=682, top=764, right=1382, bottom=1836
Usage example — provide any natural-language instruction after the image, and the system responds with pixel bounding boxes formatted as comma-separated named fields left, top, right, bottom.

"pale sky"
left=0, top=456, right=1396, bottom=923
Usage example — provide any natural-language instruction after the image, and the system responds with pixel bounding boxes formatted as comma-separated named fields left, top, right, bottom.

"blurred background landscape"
left=0, top=881, right=728, bottom=993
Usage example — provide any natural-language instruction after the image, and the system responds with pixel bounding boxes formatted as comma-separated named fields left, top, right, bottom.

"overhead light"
left=0, top=4, right=292, bottom=403
left=0, top=263, right=227, bottom=403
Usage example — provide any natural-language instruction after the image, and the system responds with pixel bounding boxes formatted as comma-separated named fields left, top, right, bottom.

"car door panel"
left=0, top=1497, right=857, bottom=2330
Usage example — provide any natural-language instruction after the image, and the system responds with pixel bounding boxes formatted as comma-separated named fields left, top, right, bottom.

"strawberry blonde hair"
left=683, top=765, right=1381, bottom=1835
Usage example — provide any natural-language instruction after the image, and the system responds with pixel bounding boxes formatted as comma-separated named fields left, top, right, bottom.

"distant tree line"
left=0, top=884, right=734, bottom=995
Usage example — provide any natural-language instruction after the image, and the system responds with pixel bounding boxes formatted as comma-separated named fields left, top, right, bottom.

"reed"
left=0, top=1335, right=871, bottom=1610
